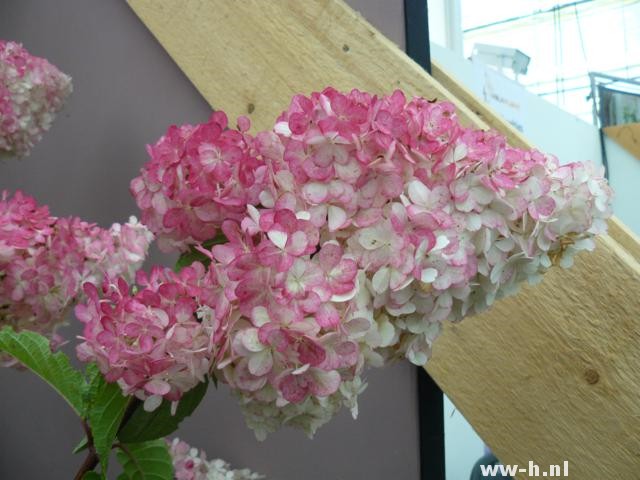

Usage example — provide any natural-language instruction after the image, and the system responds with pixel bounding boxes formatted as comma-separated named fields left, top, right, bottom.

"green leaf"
left=116, top=440, right=174, bottom=480
left=118, top=379, right=208, bottom=443
left=174, top=234, right=227, bottom=272
left=82, top=363, right=102, bottom=417
left=0, top=327, right=85, bottom=415
left=83, top=472, right=101, bottom=480
left=175, top=247, right=209, bottom=272
left=72, top=436, right=89, bottom=454
left=88, top=373, right=130, bottom=477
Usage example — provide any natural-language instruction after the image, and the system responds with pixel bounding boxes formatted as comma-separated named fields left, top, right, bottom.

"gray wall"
left=0, top=1, right=420, bottom=479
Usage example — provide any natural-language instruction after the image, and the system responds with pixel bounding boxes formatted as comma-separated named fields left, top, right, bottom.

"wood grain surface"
left=128, top=1, right=640, bottom=477
left=128, top=0, right=488, bottom=131
left=604, top=123, right=640, bottom=161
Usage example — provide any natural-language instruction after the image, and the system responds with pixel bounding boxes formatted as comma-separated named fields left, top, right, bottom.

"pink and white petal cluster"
left=204, top=210, right=367, bottom=437
left=75, top=264, right=218, bottom=410
left=0, top=40, right=72, bottom=158
left=168, top=438, right=264, bottom=480
left=269, top=88, right=613, bottom=367
left=127, top=88, right=612, bottom=438
left=236, top=375, right=367, bottom=440
left=130, top=112, right=276, bottom=252
left=0, top=190, right=152, bottom=367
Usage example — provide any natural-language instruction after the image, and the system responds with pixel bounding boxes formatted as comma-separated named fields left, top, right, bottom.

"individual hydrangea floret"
left=168, top=438, right=264, bottom=480
left=0, top=190, right=152, bottom=367
left=0, top=40, right=72, bottom=157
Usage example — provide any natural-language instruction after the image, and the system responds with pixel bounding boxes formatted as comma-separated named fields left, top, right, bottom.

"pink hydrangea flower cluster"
left=130, top=112, right=271, bottom=252
left=168, top=438, right=263, bottom=480
left=0, top=190, right=152, bottom=367
left=208, top=217, right=371, bottom=439
left=76, top=264, right=219, bottom=411
left=123, top=88, right=612, bottom=438
left=0, top=40, right=72, bottom=157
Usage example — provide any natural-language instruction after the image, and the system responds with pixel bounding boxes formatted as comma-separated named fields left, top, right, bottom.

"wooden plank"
left=127, top=1, right=640, bottom=477
left=430, top=234, right=640, bottom=479
left=607, top=216, right=640, bottom=262
left=604, top=123, right=640, bottom=161
left=127, top=0, right=488, bottom=132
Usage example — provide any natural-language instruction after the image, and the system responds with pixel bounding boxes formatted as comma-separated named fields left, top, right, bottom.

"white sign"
left=472, top=58, right=527, bottom=133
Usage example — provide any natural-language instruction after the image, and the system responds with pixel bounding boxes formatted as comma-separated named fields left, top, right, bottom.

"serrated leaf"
left=88, top=373, right=130, bottom=477
left=174, top=234, right=227, bottom=272
left=118, top=379, right=208, bottom=443
left=84, top=362, right=101, bottom=382
left=0, top=327, right=84, bottom=415
left=175, top=248, right=209, bottom=272
left=116, top=440, right=173, bottom=480
left=82, top=363, right=102, bottom=417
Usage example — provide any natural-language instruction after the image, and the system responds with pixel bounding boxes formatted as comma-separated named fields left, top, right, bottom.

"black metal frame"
left=403, top=2, right=446, bottom=479
left=404, top=0, right=432, bottom=74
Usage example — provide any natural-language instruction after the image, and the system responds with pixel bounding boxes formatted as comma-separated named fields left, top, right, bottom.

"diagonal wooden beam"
left=128, top=0, right=488, bottom=132
left=127, top=1, right=640, bottom=477
left=606, top=216, right=640, bottom=261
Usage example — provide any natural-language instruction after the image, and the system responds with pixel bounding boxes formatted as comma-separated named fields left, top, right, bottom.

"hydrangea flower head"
left=0, top=190, right=152, bottom=367
left=0, top=40, right=72, bottom=157
left=130, top=112, right=276, bottom=252
left=75, top=264, right=220, bottom=410
left=125, top=88, right=612, bottom=438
